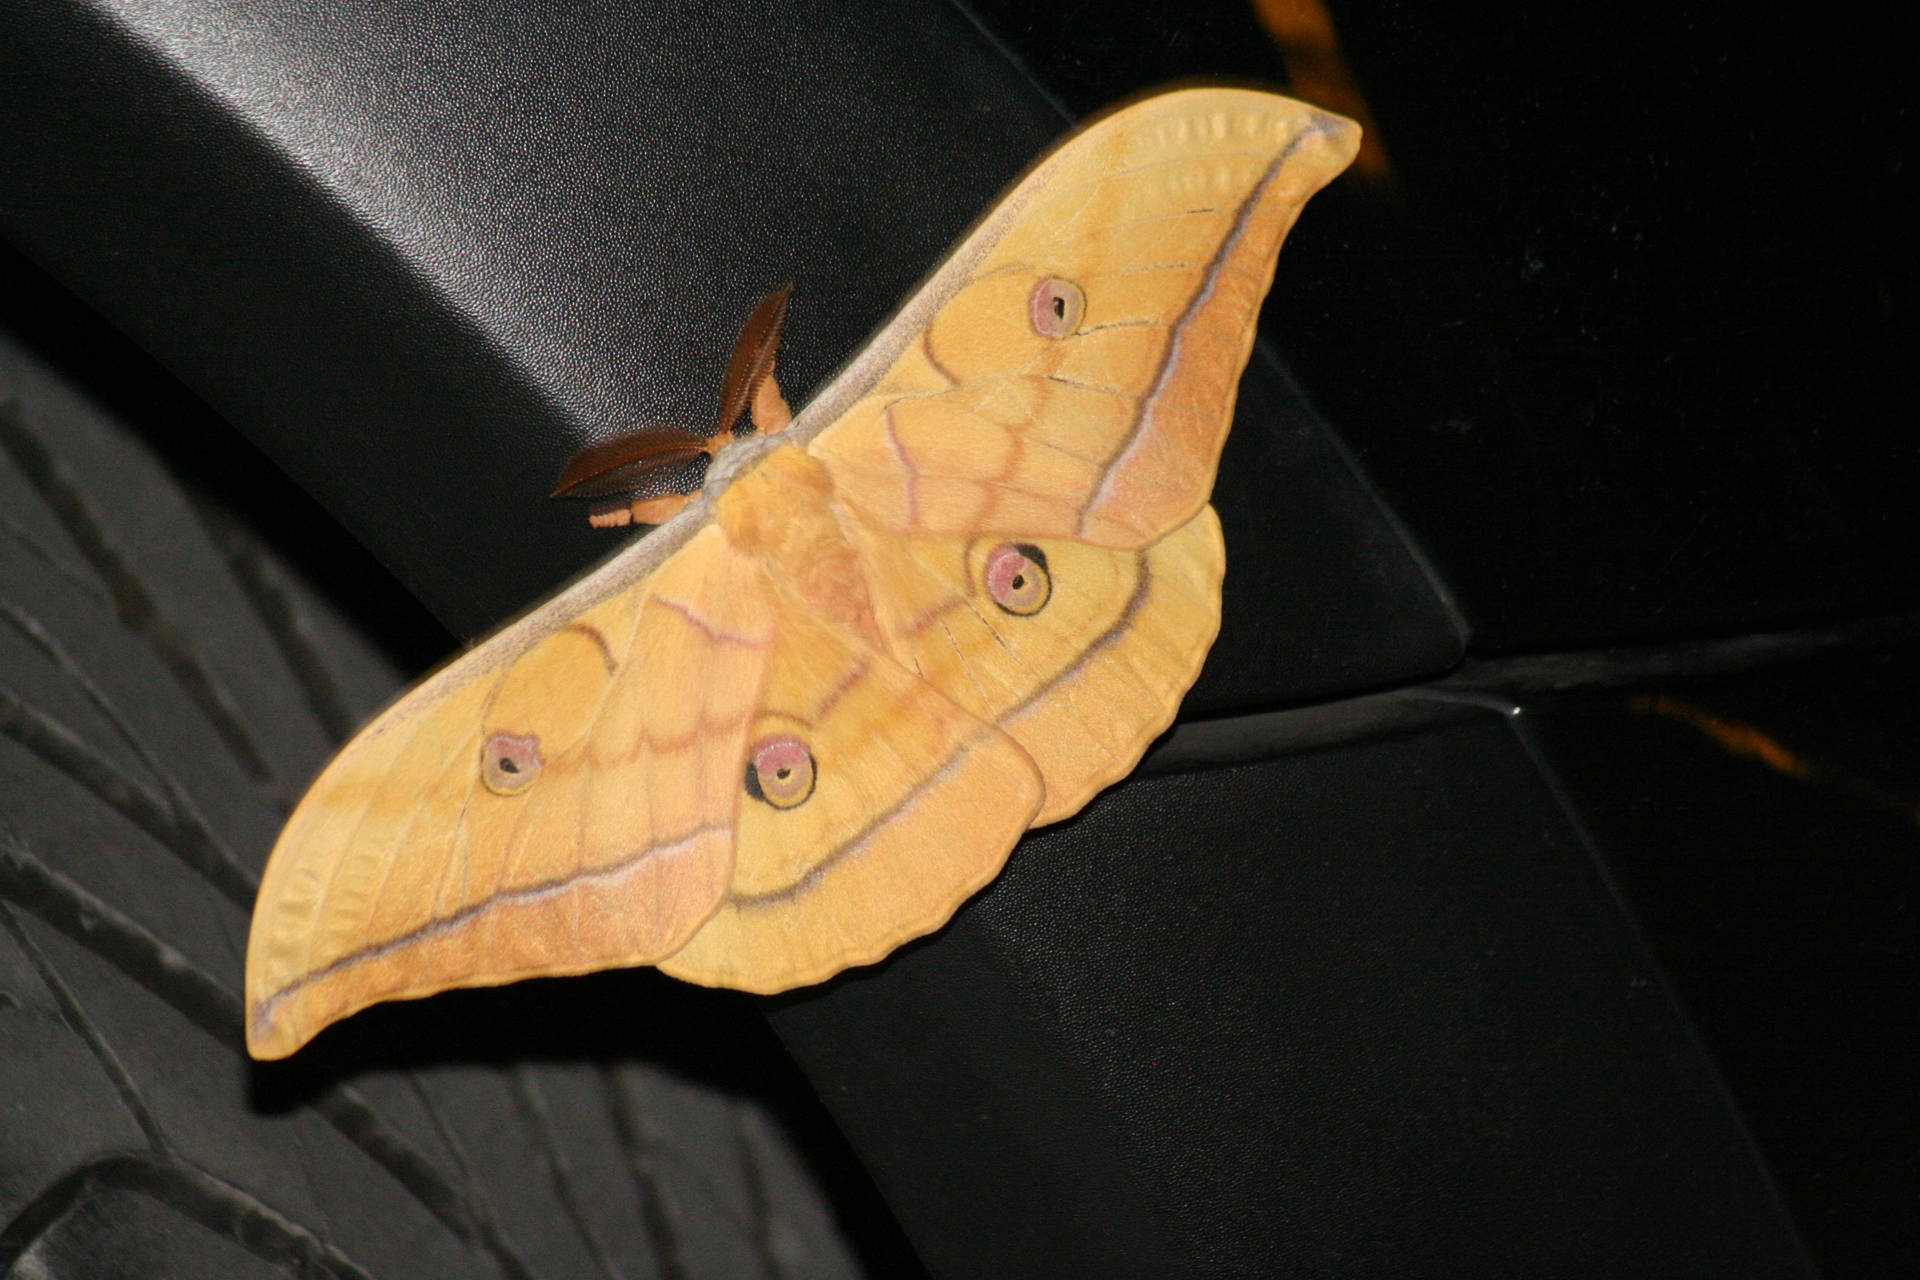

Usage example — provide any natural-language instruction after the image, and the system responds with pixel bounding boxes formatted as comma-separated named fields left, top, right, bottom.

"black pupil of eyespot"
left=1011, top=573, right=1025, bottom=589
left=776, top=767, right=791, bottom=779
left=1051, top=296, right=1065, bottom=317
left=499, top=758, right=518, bottom=773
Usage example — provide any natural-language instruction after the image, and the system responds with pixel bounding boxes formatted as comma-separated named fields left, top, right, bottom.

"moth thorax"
left=715, top=445, right=875, bottom=633
left=713, top=443, right=826, bottom=543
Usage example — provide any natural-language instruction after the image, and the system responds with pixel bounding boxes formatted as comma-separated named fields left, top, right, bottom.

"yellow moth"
left=244, top=89, right=1360, bottom=1059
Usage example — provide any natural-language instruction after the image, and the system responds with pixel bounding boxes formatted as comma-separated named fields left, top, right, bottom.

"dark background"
left=3, top=1, right=1913, bottom=1276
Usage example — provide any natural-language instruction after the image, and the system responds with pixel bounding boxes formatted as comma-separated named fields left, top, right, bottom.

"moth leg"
left=626, top=493, right=693, bottom=525
left=586, top=492, right=695, bottom=527
left=586, top=498, right=635, bottom=528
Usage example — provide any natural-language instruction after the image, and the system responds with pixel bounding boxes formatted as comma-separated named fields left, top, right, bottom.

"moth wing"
left=799, top=89, right=1359, bottom=550
left=247, top=88, right=1359, bottom=1047
left=659, top=574, right=1044, bottom=992
left=840, top=505, right=1225, bottom=825
left=245, top=525, right=775, bottom=1059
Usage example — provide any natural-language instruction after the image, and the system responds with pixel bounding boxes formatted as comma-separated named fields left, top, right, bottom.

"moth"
left=244, top=89, right=1359, bottom=1059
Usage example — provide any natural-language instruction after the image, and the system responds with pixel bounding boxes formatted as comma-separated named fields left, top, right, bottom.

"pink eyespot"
left=482, top=732, right=542, bottom=795
left=1028, top=277, right=1085, bottom=338
left=984, top=543, right=1051, bottom=616
left=746, top=734, right=815, bottom=809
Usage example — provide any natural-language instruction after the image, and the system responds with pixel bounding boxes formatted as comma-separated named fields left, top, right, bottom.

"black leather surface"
left=2, top=1, right=1850, bottom=1275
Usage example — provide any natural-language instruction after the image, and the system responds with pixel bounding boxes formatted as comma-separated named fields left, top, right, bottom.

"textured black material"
left=6, top=0, right=1909, bottom=1276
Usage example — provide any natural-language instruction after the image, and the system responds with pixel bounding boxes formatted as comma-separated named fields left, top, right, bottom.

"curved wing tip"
left=245, top=1011, right=304, bottom=1061
left=245, top=984, right=321, bottom=1060
left=1299, top=106, right=1364, bottom=164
